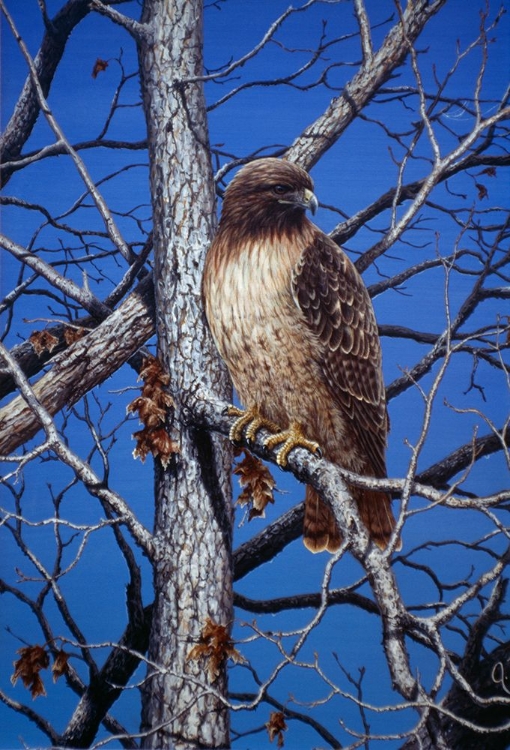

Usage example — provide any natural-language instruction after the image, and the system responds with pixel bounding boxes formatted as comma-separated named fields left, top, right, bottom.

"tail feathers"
left=355, top=487, right=401, bottom=551
left=303, top=487, right=341, bottom=553
left=303, top=485, right=400, bottom=553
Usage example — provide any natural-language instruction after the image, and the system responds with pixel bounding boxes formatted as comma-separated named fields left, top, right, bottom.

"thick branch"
left=401, top=641, right=510, bottom=750
left=234, top=589, right=378, bottom=616
left=59, top=605, right=153, bottom=748
left=0, top=275, right=154, bottom=456
left=233, top=504, right=304, bottom=581
left=286, top=0, right=447, bottom=169
left=0, top=0, right=91, bottom=185
left=418, top=428, right=510, bottom=490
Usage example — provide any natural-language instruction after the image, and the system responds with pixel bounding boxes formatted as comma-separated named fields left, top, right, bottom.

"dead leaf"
left=52, top=650, right=70, bottom=682
left=63, top=327, right=86, bottom=345
left=138, top=356, right=171, bottom=388
left=29, top=330, right=59, bottom=356
left=92, top=58, right=108, bottom=78
left=133, top=426, right=179, bottom=468
left=234, top=450, right=275, bottom=518
left=11, top=645, right=49, bottom=699
left=127, top=396, right=168, bottom=428
left=478, top=167, right=496, bottom=177
left=475, top=182, right=488, bottom=200
left=266, top=711, right=288, bottom=747
left=129, top=356, right=178, bottom=466
left=187, top=617, right=245, bottom=683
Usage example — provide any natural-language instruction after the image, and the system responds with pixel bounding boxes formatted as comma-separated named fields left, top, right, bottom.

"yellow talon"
left=263, top=421, right=321, bottom=467
left=227, top=405, right=279, bottom=444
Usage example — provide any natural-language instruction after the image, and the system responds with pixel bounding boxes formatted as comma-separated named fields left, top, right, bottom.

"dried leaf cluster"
left=29, top=330, right=59, bottom=356
left=266, top=711, right=288, bottom=747
left=187, top=617, right=245, bottom=683
left=234, top=449, right=276, bottom=519
left=63, top=326, right=86, bottom=346
left=127, top=355, right=179, bottom=468
left=11, top=645, right=70, bottom=699
left=29, top=326, right=86, bottom=356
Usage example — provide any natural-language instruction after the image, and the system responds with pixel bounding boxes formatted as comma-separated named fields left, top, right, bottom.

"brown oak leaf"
left=187, top=618, right=245, bottom=683
left=132, top=426, right=179, bottom=468
left=29, top=330, right=59, bottom=356
left=11, top=645, right=49, bottom=699
left=266, top=711, right=288, bottom=747
left=128, top=356, right=178, bottom=466
left=92, top=58, right=108, bottom=78
left=127, top=396, right=168, bottom=428
left=234, top=450, right=275, bottom=519
left=138, top=356, right=171, bottom=388
left=52, top=650, right=71, bottom=682
left=475, top=182, right=488, bottom=200
left=63, top=327, right=86, bottom=345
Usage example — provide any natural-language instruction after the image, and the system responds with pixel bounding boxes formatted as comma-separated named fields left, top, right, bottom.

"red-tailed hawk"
left=203, top=158, right=398, bottom=552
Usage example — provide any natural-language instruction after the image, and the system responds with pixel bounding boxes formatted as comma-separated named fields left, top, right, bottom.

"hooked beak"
left=303, top=187, right=319, bottom=215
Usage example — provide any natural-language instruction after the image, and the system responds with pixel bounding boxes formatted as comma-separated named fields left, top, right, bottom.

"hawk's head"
left=219, top=158, right=318, bottom=237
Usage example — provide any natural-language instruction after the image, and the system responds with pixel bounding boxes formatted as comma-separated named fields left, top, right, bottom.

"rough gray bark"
left=136, top=1, right=233, bottom=747
left=0, top=274, right=154, bottom=456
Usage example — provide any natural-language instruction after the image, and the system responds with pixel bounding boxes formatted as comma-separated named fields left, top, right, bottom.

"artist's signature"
left=491, top=661, right=510, bottom=694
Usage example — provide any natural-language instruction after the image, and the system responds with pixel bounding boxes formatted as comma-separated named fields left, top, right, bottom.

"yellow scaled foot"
left=263, top=421, right=321, bottom=467
left=227, top=405, right=280, bottom=444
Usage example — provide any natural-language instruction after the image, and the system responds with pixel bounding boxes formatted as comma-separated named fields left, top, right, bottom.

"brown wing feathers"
left=294, top=231, right=397, bottom=548
left=293, top=232, right=388, bottom=477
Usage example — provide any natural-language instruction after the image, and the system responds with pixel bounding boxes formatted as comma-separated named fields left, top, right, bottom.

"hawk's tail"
left=303, top=486, right=400, bottom=553
left=354, top=486, right=400, bottom=551
left=303, top=486, right=341, bottom=553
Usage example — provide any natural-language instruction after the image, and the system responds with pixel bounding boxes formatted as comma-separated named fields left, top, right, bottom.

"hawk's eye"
left=273, top=184, right=291, bottom=195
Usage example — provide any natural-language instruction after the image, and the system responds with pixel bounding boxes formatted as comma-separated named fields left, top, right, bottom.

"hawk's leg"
left=227, top=405, right=280, bottom=444
left=264, top=421, right=321, bottom=468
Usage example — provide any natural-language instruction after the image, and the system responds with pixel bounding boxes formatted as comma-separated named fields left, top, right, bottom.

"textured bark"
left=0, top=275, right=154, bottom=457
left=137, top=1, right=233, bottom=748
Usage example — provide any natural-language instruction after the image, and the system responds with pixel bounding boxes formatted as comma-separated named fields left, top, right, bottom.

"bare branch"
left=0, top=339, right=154, bottom=555
left=286, top=0, right=447, bottom=168
left=353, top=0, right=373, bottom=65
left=0, top=275, right=154, bottom=457
left=0, top=0, right=135, bottom=263
left=90, top=0, right=146, bottom=39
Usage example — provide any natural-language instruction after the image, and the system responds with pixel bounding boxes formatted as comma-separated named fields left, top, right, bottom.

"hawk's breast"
left=205, top=238, right=323, bottom=427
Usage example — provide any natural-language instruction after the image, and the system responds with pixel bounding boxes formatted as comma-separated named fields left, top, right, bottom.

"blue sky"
left=1, top=1, right=509, bottom=747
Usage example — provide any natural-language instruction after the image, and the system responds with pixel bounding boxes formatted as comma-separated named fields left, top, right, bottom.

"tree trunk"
left=137, top=1, right=233, bottom=748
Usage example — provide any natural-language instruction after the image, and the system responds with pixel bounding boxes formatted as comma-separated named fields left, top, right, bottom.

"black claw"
left=315, top=446, right=323, bottom=459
